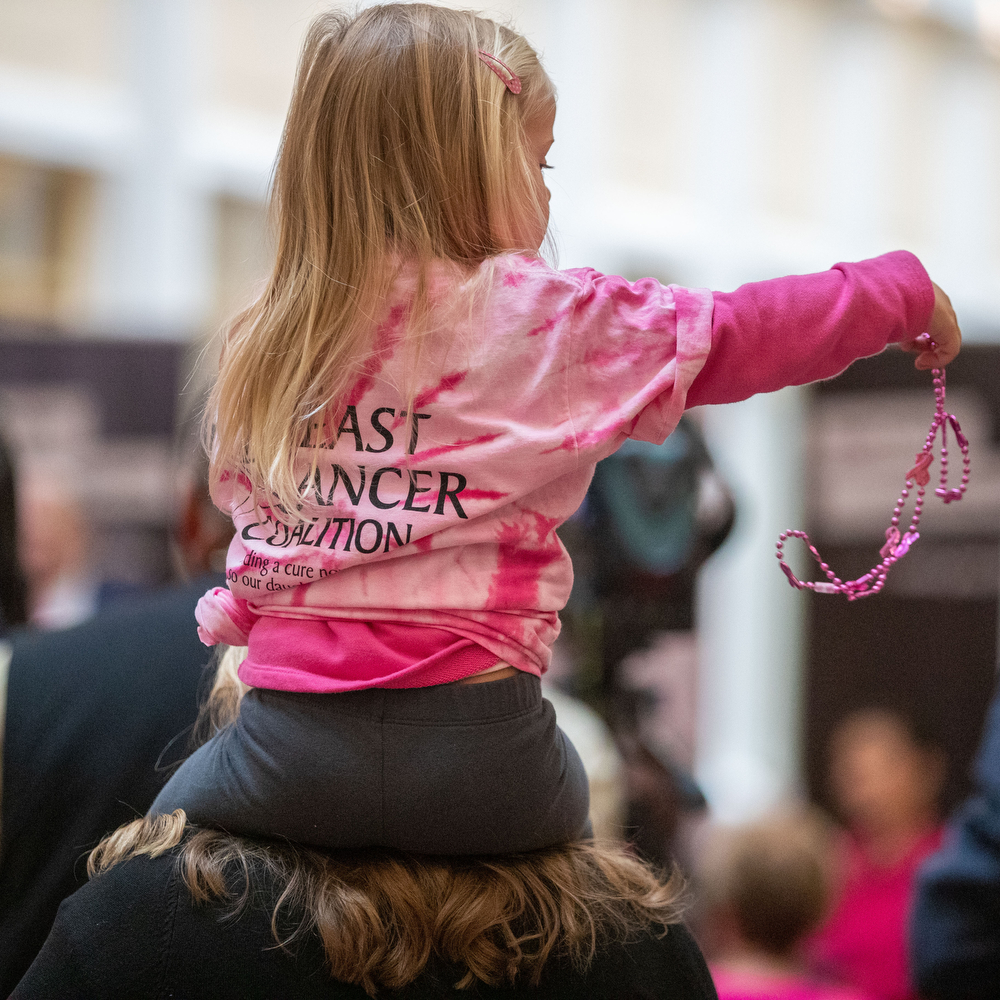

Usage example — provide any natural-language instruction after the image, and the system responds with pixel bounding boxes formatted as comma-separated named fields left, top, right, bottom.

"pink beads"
left=775, top=367, right=970, bottom=600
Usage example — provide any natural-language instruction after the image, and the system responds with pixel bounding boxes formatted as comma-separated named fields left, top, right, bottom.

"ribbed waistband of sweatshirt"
left=246, top=669, right=543, bottom=724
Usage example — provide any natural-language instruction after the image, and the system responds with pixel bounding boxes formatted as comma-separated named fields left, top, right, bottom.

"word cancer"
left=300, top=464, right=469, bottom=519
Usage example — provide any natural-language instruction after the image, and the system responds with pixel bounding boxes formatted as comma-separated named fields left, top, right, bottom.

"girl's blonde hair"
left=210, top=4, right=554, bottom=515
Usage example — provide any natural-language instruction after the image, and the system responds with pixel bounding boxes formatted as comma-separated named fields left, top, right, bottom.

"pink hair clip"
left=477, top=49, right=521, bottom=94
left=776, top=337, right=970, bottom=600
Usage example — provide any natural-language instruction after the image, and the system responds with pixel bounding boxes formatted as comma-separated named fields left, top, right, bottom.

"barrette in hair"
left=477, top=49, right=521, bottom=94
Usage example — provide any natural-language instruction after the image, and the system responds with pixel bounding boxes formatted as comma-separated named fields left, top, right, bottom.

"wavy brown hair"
left=90, top=813, right=683, bottom=994
left=210, top=4, right=555, bottom=516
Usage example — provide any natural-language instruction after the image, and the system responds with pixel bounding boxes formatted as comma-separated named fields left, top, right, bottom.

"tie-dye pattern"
left=208, top=254, right=711, bottom=686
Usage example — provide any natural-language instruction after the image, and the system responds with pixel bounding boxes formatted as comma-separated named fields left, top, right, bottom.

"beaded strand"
left=776, top=350, right=970, bottom=600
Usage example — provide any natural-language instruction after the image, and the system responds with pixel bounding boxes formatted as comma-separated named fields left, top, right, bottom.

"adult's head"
left=13, top=651, right=713, bottom=998
left=82, top=810, right=687, bottom=996
left=827, top=708, right=945, bottom=842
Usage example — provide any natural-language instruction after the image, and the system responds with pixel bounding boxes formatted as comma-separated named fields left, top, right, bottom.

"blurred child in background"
left=699, top=810, right=870, bottom=1000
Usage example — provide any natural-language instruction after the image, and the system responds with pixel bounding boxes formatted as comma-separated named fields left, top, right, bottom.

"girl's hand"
left=906, top=283, right=961, bottom=369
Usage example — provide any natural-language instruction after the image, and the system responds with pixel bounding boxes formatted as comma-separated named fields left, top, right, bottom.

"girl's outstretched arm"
left=685, top=251, right=957, bottom=409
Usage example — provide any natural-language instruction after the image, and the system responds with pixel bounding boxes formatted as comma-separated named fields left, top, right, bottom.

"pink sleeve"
left=685, top=250, right=935, bottom=408
left=554, top=269, right=714, bottom=452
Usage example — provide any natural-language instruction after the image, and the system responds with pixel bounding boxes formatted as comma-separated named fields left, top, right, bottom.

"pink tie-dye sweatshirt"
left=198, top=250, right=933, bottom=692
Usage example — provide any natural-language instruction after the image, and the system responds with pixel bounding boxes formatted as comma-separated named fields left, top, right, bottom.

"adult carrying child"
left=152, top=2, right=961, bottom=853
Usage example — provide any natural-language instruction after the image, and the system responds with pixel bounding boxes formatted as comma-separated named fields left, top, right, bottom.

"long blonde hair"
left=210, top=4, right=554, bottom=515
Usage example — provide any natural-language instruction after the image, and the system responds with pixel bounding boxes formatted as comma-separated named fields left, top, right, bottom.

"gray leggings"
left=151, top=671, right=590, bottom=854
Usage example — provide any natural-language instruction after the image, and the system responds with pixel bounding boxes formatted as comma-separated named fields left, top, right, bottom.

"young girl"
left=152, top=3, right=960, bottom=853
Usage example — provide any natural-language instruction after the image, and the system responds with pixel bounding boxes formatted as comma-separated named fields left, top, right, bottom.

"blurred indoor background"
left=2, top=0, right=999, bottom=832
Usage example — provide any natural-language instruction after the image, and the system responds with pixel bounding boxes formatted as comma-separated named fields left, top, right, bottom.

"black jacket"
left=0, top=578, right=220, bottom=994
left=911, top=679, right=1000, bottom=998
left=12, top=848, right=718, bottom=1000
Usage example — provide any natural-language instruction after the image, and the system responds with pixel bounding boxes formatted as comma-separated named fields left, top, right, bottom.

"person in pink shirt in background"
left=699, top=811, right=873, bottom=1000
left=808, top=709, right=947, bottom=1000
left=143, top=3, right=962, bottom=858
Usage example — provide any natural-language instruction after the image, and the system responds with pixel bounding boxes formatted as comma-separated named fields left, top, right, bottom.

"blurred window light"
left=872, top=0, right=1000, bottom=53
left=0, top=158, right=57, bottom=321
left=0, top=156, right=91, bottom=327
left=872, top=0, right=934, bottom=17
left=975, top=0, right=1000, bottom=53
left=213, top=196, right=272, bottom=327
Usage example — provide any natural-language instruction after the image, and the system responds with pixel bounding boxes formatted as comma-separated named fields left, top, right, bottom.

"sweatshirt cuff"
left=883, top=250, right=935, bottom=344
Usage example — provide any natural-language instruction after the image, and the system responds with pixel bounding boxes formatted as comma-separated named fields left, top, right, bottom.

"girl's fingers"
left=910, top=282, right=961, bottom=368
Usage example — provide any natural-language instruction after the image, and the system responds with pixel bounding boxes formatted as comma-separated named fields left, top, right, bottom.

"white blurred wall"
left=2, top=0, right=998, bottom=821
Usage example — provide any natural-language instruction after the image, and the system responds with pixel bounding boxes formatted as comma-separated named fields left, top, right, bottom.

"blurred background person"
left=910, top=677, right=1000, bottom=999
left=555, top=417, right=729, bottom=867
left=807, top=708, right=946, bottom=1000
left=0, top=437, right=28, bottom=635
left=18, top=472, right=107, bottom=630
left=0, top=439, right=232, bottom=995
left=698, top=809, right=870, bottom=1000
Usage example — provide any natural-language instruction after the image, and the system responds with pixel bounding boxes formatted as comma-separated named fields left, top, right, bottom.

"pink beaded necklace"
left=776, top=339, right=970, bottom=600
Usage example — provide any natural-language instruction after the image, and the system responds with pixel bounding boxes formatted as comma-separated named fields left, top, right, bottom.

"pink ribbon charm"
left=892, top=530, right=919, bottom=559
left=951, top=417, right=968, bottom=450
left=906, top=452, right=932, bottom=487
left=880, top=526, right=901, bottom=559
left=195, top=587, right=260, bottom=647
left=935, top=487, right=963, bottom=503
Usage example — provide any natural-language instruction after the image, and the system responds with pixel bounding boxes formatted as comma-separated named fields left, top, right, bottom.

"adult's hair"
left=90, top=812, right=683, bottom=995
left=698, top=811, right=832, bottom=958
left=830, top=705, right=944, bottom=759
left=211, top=3, right=554, bottom=515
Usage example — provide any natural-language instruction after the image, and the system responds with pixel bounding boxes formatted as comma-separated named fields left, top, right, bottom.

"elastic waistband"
left=246, top=669, right=543, bottom=724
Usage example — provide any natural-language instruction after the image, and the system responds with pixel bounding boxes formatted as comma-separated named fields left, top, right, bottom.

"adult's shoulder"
left=5, top=573, right=222, bottom=752
left=13, top=850, right=349, bottom=1000
left=549, top=921, right=719, bottom=1000
left=10, top=852, right=182, bottom=998
left=3, top=574, right=222, bottom=821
